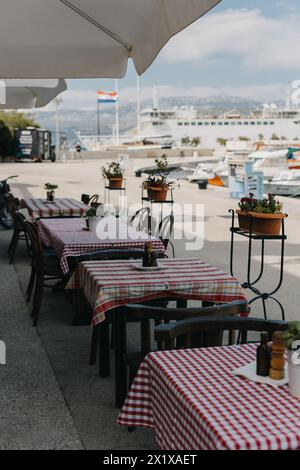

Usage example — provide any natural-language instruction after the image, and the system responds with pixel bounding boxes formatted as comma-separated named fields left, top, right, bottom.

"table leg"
left=113, top=308, right=127, bottom=408
left=98, top=319, right=110, bottom=378
left=70, top=289, right=92, bottom=326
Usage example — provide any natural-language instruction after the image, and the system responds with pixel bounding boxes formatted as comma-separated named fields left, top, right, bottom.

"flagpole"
left=115, top=79, right=119, bottom=146
left=137, top=74, right=141, bottom=140
left=97, top=98, right=100, bottom=146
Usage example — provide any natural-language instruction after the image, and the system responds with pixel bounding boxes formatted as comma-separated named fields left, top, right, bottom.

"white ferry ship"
left=139, top=104, right=300, bottom=147
left=76, top=89, right=300, bottom=150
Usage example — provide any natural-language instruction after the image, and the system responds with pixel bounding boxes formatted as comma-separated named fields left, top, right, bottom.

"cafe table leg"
left=113, top=307, right=127, bottom=408
left=98, top=319, right=110, bottom=378
left=176, top=299, right=187, bottom=347
left=176, top=299, right=187, bottom=308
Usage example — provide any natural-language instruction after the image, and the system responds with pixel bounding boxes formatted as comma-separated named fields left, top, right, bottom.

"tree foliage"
left=0, top=111, right=40, bottom=157
left=217, top=137, right=228, bottom=146
left=181, top=137, right=190, bottom=146
left=191, top=137, right=201, bottom=147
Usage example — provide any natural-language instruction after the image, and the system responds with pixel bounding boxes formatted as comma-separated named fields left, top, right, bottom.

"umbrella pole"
left=115, top=79, right=119, bottom=146
left=97, top=99, right=100, bottom=147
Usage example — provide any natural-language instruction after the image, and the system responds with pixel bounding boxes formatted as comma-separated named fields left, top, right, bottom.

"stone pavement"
left=0, top=229, right=83, bottom=450
left=0, top=158, right=299, bottom=449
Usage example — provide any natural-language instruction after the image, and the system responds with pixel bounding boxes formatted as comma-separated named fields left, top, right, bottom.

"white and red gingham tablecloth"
left=39, top=216, right=166, bottom=274
left=21, top=198, right=88, bottom=220
left=117, top=344, right=300, bottom=450
left=66, top=258, right=246, bottom=326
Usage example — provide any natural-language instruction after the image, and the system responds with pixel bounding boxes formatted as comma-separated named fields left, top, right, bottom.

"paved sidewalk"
left=1, top=158, right=299, bottom=450
left=0, top=229, right=83, bottom=450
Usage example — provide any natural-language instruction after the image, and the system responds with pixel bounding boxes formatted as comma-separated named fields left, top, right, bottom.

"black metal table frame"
left=141, top=186, right=174, bottom=234
left=229, top=209, right=287, bottom=320
left=104, top=180, right=127, bottom=206
left=95, top=297, right=188, bottom=408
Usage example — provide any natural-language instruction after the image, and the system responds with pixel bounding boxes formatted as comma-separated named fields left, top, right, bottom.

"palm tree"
left=217, top=137, right=228, bottom=146
left=191, top=137, right=201, bottom=147
left=181, top=137, right=190, bottom=146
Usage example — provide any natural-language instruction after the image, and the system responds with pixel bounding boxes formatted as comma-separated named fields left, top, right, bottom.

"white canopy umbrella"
left=0, top=79, right=67, bottom=109
left=0, top=0, right=220, bottom=78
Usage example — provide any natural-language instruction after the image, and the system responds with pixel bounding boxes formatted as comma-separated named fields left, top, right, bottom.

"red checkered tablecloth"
left=21, top=198, right=88, bottom=220
left=66, top=258, right=246, bottom=326
left=117, top=344, right=300, bottom=450
left=38, top=217, right=166, bottom=274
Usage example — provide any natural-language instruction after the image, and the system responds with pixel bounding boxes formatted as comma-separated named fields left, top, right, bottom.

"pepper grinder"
left=269, top=331, right=286, bottom=381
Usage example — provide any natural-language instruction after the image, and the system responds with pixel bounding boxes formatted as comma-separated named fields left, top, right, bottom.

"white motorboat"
left=188, top=163, right=215, bottom=183
left=248, top=149, right=289, bottom=182
left=264, top=170, right=300, bottom=197
left=198, top=148, right=290, bottom=187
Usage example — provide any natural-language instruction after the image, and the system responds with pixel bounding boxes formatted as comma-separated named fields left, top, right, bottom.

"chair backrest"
left=67, top=248, right=145, bottom=275
left=130, top=207, right=151, bottom=234
left=15, top=211, right=27, bottom=230
left=81, top=194, right=90, bottom=205
left=154, top=316, right=288, bottom=350
left=89, top=194, right=99, bottom=205
left=157, top=213, right=174, bottom=249
left=7, top=194, right=20, bottom=223
left=125, top=300, right=249, bottom=358
left=24, top=221, right=44, bottom=271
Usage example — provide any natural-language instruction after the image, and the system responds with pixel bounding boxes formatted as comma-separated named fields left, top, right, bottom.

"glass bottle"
left=256, top=332, right=270, bottom=377
left=143, top=242, right=153, bottom=267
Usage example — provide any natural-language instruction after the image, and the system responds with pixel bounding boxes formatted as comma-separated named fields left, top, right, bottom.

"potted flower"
left=101, top=162, right=124, bottom=189
left=237, top=193, right=286, bottom=235
left=282, top=322, right=300, bottom=398
left=44, top=183, right=58, bottom=202
left=143, top=155, right=174, bottom=202
left=143, top=174, right=157, bottom=200
left=85, top=206, right=98, bottom=231
left=237, top=193, right=258, bottom=231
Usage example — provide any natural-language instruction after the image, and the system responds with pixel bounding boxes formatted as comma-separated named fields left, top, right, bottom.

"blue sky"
left=54, top=1, right=300, bottom=110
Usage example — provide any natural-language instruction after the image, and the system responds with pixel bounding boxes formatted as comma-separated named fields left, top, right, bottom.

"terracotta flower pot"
left=249, top=212, right=286, bottom=235
left=149, top=186, right=168, bottom=202
left=236, top=210, right=250, bottom=231
left=109, top=177, right=124, bottom=189
left=145, top=186, right=153, bottom=200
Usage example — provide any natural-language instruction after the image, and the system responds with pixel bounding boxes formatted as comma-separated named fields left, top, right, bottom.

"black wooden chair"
left=8, top=206, right=31, bottom=264
left=155, top=316, right=288, bottom=350
left=66, top=248, right=146, bottom=363
left=81, top=194, right=90, bottom=205
left=67, top=248, right=145, bottom=276
left=81, top=193, right=99, bottom=206
left=157, top=213, right=175, bottom=257
left=130, top=207, right=151, bottom=234
left=124, top=301, right=249, bottom=387
left=89, top=194, right=99, bottom=206
left=25, top=221, right=64, bottom=326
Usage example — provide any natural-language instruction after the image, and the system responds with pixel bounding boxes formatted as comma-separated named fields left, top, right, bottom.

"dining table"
left=38, top=216, right=166, bottom=274
left=21, top=197, right=89, bottom=220
left=117, top=343, right=300, bottom=450
left=66, top=257, right=246, bottom=407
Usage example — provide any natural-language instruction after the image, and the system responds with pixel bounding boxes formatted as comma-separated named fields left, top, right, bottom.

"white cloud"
left=161, top=8, right=300, bottom=69
left=40, top=8, right=299, bottom=111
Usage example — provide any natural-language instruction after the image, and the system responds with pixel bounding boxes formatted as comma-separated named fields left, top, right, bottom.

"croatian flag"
left=97, top=91, right=118, bottom=103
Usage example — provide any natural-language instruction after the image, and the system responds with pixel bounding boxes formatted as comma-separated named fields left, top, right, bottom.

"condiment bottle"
left=143, top=242, right=153, bottom=267
left=150, top=251, right=158, bottom=267
left=269, top=331, right=286, bottom=381
left=256, top=332, right=270, bottom=377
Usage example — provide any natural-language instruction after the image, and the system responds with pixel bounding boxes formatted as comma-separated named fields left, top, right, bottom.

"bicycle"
left=0, top=175, right=18, bottom=229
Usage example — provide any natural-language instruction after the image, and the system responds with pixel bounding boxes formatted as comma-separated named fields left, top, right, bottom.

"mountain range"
left=31, top=95, right=281, bottom=145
